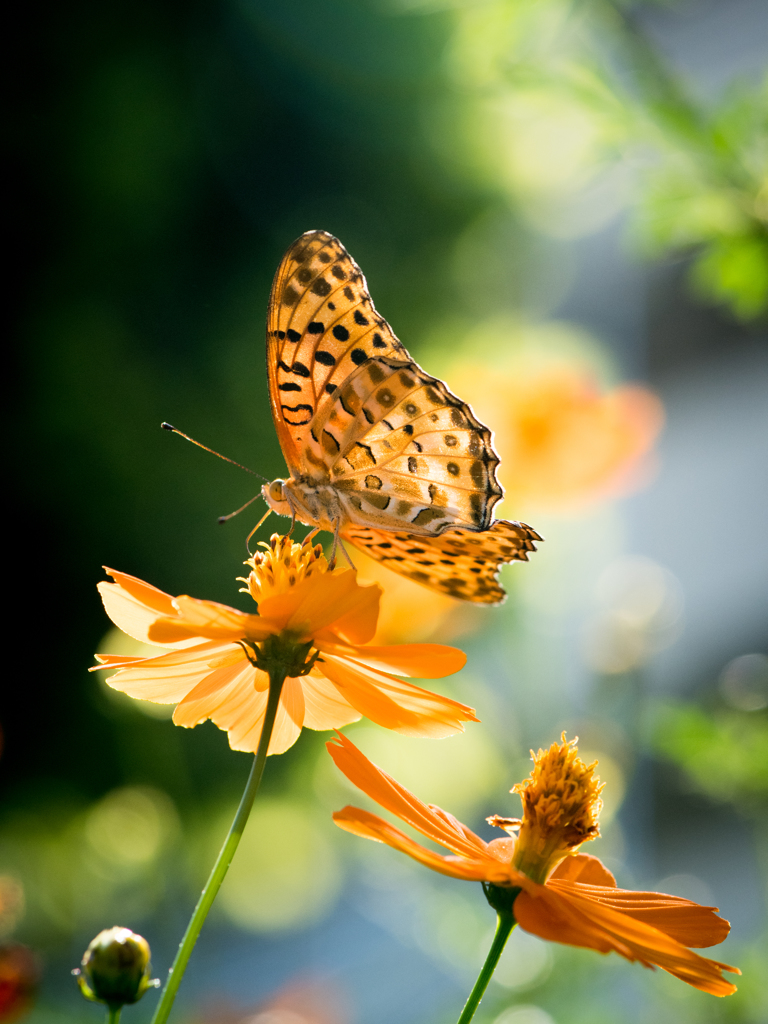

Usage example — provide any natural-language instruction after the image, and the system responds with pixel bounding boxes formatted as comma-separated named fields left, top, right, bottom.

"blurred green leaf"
left=654, top=701, right=768, bottom=804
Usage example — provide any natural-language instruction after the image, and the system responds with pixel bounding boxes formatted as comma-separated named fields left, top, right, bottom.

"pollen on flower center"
left=239, top=533, right=328, bottom=604
left=506, top=733, right=604, bottom=884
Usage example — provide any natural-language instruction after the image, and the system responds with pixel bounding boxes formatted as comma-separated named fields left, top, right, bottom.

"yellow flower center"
left=508, top=733, right=603, bottom=884
left=239, top=534, right=328, bottom=605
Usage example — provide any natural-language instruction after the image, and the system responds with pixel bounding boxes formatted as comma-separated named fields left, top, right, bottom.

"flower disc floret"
left=510, top=733, right=603, bottom=884
left=240, top=534, right=327, bottom=605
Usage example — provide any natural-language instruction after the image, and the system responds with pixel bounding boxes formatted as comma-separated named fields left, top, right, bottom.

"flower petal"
left=316, top=641, right=467, bottom=679
left=172, top=658, right=262, bottom=726
left=103, top=642, right=243, bottom=702
left=286, top=570, right=373, bottom=636
left=98, top=574, right=197, bottom=649
left=324, top=579, right=381, bottom=644
left=149, top=596, right=266, bottom=643
left=327, top=733, right=487, bottom=859
left=551, top=854, right=616, bottom=887
left=300, top=673, right=362, bottom=731
left=223, top=679, right=304, bottom=756
left=319, top=655, right=477, bottom=738
left=514, top=884, right=739, bottom=996
left=332, top=805, right=490, bottom=881
left=548, top=880, right=731, bottom=948
left=259, top=569, right=377, bottom=639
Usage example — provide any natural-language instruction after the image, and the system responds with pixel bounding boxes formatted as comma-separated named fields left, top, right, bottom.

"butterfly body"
left=264, top=230, right=541, bottom=603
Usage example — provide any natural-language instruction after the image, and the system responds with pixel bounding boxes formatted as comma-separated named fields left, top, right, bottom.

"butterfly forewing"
left=266, top=230, right=408, bottom=473
left=343, top=520, right=543, bottom=605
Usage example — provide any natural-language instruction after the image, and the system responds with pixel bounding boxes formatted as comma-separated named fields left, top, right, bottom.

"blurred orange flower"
left=0, top=944, right=39, bottom=1023
left=456, top=361, right=664, bottom=515
left=193, top=979, right=350, bottom=1024
left=350, top=547, right=470, bottom=645
left=94, top=535, right=474, bottom=755
left=329, top=732, right=739, bottom=996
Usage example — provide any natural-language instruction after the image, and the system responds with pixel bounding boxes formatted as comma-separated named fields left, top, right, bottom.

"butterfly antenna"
left=218, top=493, right=262, bottom=525
left=160, top=423, right=269, bottom=483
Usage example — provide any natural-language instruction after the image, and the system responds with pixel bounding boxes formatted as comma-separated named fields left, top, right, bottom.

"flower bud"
left=73, top=927, right=159, bottom=1008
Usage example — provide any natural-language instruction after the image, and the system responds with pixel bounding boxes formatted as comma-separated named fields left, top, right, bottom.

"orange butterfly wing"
left=342, top=520, right=542, bottom=605
left=266, top=230, right=409, bottom=478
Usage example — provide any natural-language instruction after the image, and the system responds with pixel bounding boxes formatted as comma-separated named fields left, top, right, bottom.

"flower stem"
left=107, top=1008, right=122, bottom=1024
left=455, top=909, right=517, bottom=1024
left=150, top=669, right=286, bottom=1024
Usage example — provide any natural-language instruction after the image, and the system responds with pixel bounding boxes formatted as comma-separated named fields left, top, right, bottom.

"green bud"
left=73, top=927, right=159, bottom=1008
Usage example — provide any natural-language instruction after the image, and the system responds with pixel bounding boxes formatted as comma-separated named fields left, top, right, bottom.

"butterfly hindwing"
left=305, top=356, right=502, bottom=533
left=343, top=520, right=543, bottom=605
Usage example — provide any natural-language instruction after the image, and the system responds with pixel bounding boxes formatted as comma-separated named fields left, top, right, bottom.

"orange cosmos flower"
left=329, top=732, right=740, bottom=996
left=455, top=360, right=664, bottom=515
left=94, top=535, right=474, bottom=756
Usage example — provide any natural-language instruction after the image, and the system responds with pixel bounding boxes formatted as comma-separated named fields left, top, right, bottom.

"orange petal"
left=102, top=569, right=177, bottom=615
left=319, top=654, right=477, bottom=738
left=148, top=595, right=261, bottom=643
left=549, top=880, right=730, bottom=948
left=103, top=642, right=243, bottom=702
left=316, top=640, right=467, bottom=679
left=285, top=570, right=372, bottom=636
left=172, top=659, right=264, bottom=726
left=98, top=576, right=197, bottom=649
left=171, top=662, right=301, bottom=756
left=327, top=732, right=487, bottom=859
left=332, top=806, right=490, bottom=881
left=300, top=673, right=362, bottom=731
left=551, top=854, right=617, bottom=887
left=226, top=677, right=305, bottom=756
left=515, top=884, right=739, bottom=996
left=258, top=569, right=360, bottom=636
left=325, top=578, right=381, bottom=645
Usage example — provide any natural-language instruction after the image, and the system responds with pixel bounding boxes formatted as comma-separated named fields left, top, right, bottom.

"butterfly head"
left=262, top=478, right=293, bottom=517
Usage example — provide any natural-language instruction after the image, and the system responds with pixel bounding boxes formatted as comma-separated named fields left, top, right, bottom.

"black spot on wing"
left=282, top=403, right=314, bottom=425
left=333, top=325, right=350, bottom=341
left=279, top=359, right=311, bottom=378
left=312, top=278, right=331, bottom=296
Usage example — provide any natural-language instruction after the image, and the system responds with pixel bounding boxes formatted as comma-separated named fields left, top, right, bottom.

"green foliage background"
left=7, top=2, right=767, bottom=1023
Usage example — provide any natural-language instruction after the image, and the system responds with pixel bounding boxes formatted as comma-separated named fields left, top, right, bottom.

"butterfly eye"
left=268, top=481, right=285, bottom=502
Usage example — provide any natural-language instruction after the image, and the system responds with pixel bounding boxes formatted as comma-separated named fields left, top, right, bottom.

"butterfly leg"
left=328, top=516, right=342, bottom=569
left=245, top=506, right=274, bottom=553
left=337, top=537, right=356, bottom=570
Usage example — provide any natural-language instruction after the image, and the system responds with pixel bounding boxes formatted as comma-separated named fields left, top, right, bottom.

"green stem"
left=455, top=909, right=517, bottom=1024
left=150, top=669, right=286, bottom=1024
left=107, top=1008, right=122, bottom=1024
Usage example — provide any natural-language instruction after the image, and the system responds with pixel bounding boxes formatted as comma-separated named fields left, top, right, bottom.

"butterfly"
left=261, top=230, right=541, bottom=604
